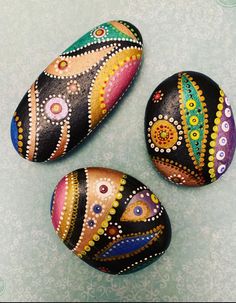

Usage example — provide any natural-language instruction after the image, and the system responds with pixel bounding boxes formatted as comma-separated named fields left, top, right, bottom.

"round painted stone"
left=145, top=71, right=236, bottom=186
left=11, top=20, right=143, bottom=162
left=50, top=167, right=171, bottom=275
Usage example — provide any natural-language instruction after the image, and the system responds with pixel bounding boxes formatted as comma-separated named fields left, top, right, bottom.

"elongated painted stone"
left=50, top=167, right=171, bottom=275
left=11, top=21, right=143, bottom=162
left=145, top=71, right=236, bottom=186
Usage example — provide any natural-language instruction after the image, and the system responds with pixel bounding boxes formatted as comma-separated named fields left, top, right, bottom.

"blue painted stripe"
left=10, top=118, right=18, bottom=152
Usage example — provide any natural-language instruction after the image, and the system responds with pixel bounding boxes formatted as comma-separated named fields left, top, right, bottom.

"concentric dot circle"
left=150, top=120, right=178, bottom=149
left=45, top=97, right=69, bottom=121
left=133, top=206, right=143, bottom=216
left=216, top=150, right=225, bottom=161
left=58, top=60, right=68, bottom=70
left=218, top=164, right=226, bottom=174
left=67, top=80, right=80, bottom=95
left=190, top=130, right=200, bottom=140
left=225, top=107, right=231, bottom=118
left=87, top=219, right=96, bottom=228
left=186, top=99, right=196, bottom=110
left=93, top=27, right=106, bottom=38
left=106, top=225, right=119, bottom=237
left=190, top=116, right=199, bottom=125
left=219, top=137, right=227, bottom=146
left=93, top=204, right=102, bottom=214
left=222, top=121, right=230, bottom=132
left=99, top=184, right=108, bottom=194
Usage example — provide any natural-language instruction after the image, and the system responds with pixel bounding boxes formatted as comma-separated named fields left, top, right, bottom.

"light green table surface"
left=1, top=0, right=236, bottom=301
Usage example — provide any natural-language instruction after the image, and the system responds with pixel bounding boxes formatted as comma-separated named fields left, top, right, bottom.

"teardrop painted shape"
left=11, top=20, right=143, bottom=162
left=50, top=167, right=171, bottom=275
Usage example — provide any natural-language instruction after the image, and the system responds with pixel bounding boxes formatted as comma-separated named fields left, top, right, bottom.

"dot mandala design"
left=94, top=178, right=115, bottom=200
left=152, top=90, right=164, bottom=103
left=87, top=217, right=97, bottom=229
left=90, top=201, right=105, bottom=218
left=147, top=115, right=183, bottom=153
left=91, top=26, right=108, bottom=39
left=54, top=57, right=71, bottom=74
left=41, top=95, right=71, bottom=125
left=67, top=80, right=80, bottom=95
left=104, top=222, right=123, bottom=240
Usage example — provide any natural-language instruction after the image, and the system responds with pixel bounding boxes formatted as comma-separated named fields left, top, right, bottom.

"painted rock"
left=50, top=167, right=171, bottom=275
left=145, top=71, right=236, bottom=186
left=11, top=21, right=143, bottom=162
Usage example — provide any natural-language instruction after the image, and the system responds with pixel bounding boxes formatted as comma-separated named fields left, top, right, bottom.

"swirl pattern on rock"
left=145, top=71, right=236, bottom=186
left=11, top=20, right=143, bottom=162
left=50, top=167, right=171, bottom=275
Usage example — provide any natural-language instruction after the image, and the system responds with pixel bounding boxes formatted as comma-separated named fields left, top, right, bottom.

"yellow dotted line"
left=208, top=89, right=225, bottom=182
left=118, top=21, right=139, bottom=38
left=14, top=112, right=24, bottom=156
left=99, top=54, right=141, bottom=115
left=78, top=175, right=127, bottom=258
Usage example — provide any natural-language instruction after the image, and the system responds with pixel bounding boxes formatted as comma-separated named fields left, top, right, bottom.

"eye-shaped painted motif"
left=94, top=225, right=165, bottom=261
left=121, top=189, right=160, bottom=222
left=94, top=178, right=115, bottom=200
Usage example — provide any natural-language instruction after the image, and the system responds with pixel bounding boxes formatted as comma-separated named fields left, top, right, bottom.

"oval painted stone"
left=145, top=71, right=236, bottom=186
left=11, top=21, right=143, bottom=162
left=50, top=167, right=171, bottom=275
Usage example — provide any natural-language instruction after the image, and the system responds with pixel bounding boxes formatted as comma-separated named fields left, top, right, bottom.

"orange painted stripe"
left=28, top=83, right=37, bottom=161
left=50, top=122, right=69, bottom=160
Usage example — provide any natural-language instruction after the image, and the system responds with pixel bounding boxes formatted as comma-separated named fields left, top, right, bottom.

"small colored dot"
left=58, top=60, right=68, bottom=70
left=134, top=206, right=143, bottom=216
left=190, top=130, right=200, bottom=140
left=190, top=116, right=199, bottom=126
left=93, top=204, right=102, bottom=214
left=99, top=185, right=108, bottom=194
left=160, top=131, right=167, bottom=138
left=50, top=103, right=62, bottom=114
left=208, top=162, right=214, bottom=168
left=87, top=219, right=95, bottom=227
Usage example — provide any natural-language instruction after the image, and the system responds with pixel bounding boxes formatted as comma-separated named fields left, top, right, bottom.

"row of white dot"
left=118, top=251, right=165, bottom=274
left=63, top=38, right=143, bottom=55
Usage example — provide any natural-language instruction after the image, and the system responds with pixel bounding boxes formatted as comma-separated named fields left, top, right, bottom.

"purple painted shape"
left=127, top=189, right=161, bottom=218
left=215, top=96, right=236, bottom=179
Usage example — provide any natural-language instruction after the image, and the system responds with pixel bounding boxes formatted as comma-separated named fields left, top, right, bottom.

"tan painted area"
left=152, top=158, right=204, bottom=186
left=45, top=46, right=115, bottom=77
left=73, top=167, right=123, bottom=255
left=28, top=83, right=37, bottom=161
left=110, top=21, right=137, bottom=40
left=49, top=122, right=69, bottom=160
left=90, top=48, right=142, bottom=129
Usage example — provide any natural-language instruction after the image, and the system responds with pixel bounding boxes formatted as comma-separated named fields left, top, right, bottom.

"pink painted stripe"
left=104, top=59, right=141, bottom=110
left=51, top=176, right=67, bottom=230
